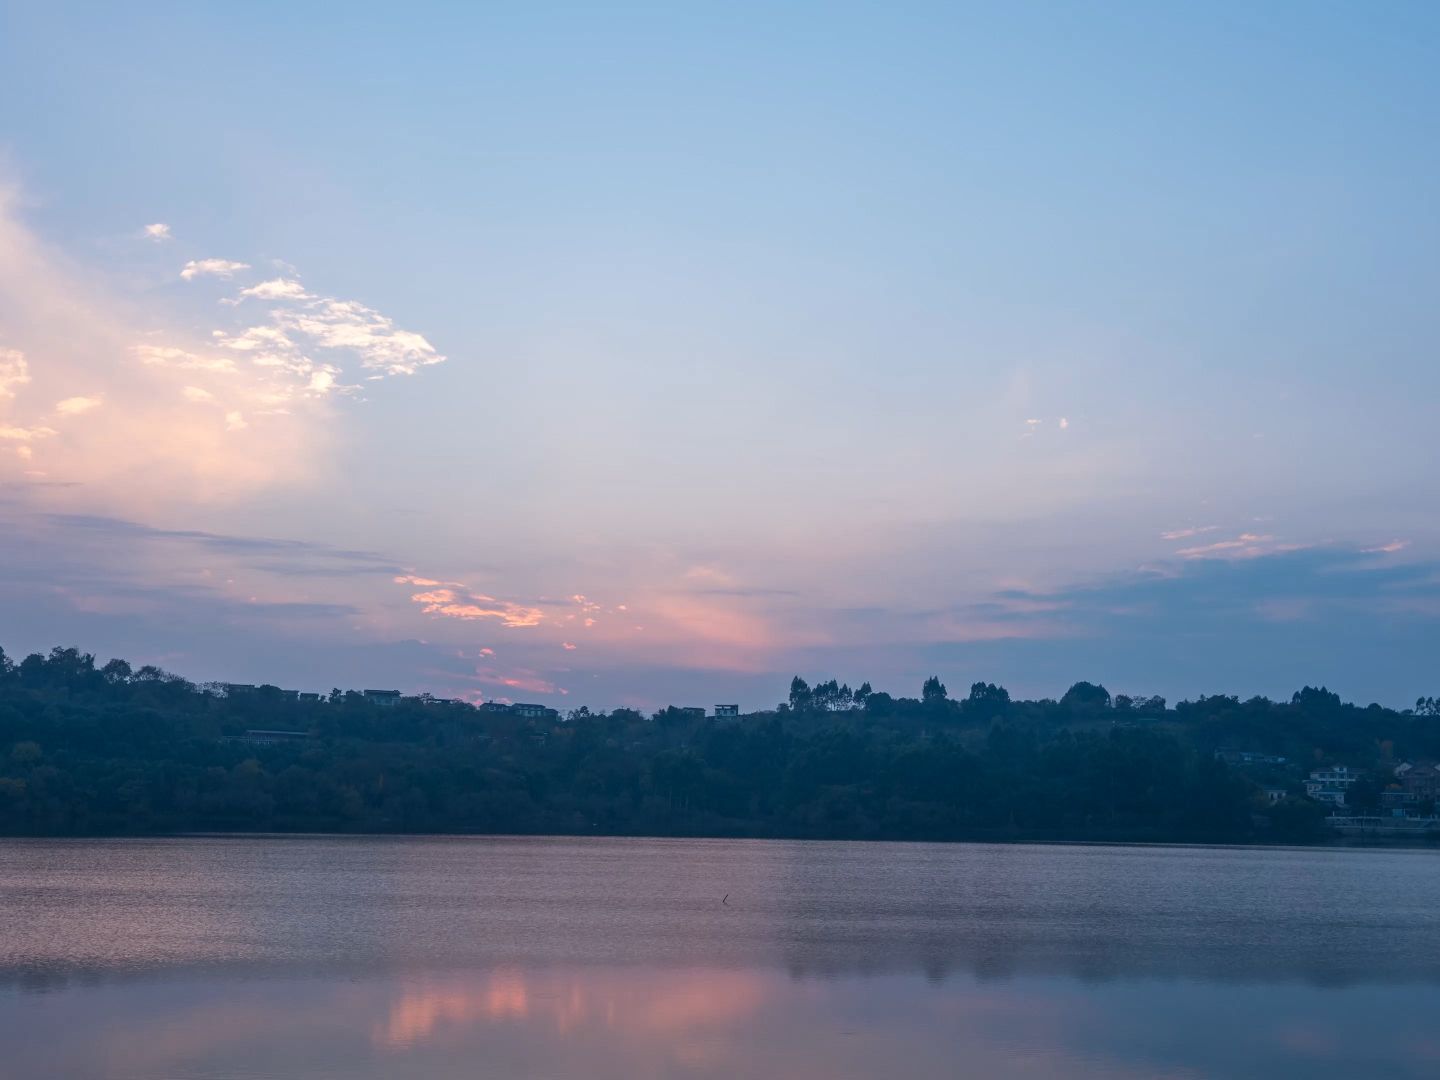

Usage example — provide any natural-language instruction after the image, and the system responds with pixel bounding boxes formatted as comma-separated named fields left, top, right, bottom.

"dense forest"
left=2, top=645, right=1438, bottom=843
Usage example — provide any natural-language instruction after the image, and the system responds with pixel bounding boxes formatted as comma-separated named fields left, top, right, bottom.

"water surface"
left=2, top=836, right=1437, bottom=1078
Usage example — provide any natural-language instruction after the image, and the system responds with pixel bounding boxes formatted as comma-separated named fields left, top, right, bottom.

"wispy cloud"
left=237, top=278, right=311, bottom=301
left=0, top=423, right=58, bottom=442
left=1161, top=525, right=1217, bottom=541
left=394, top=574, right=457, bottom=589
left=405, top=584, right=545, bottom=629
left=1175, top=533, right=1297, bottom=560
left=0, top=185, right=446, bottom=501
left=180, top=258, right=250, bottom=280
left=895, top=544, right=1440, bottom=705
left=274, top=296, right=444, bottom=376
left=47, top=512, right=395, bottom=563
left=142, top=223, right=171, bottom=242
left=468, top=665, right=559, bottom=697
left=1364, top=539, right=1410, bottom=554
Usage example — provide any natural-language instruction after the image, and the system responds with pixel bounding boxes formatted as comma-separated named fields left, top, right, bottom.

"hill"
left=2, top=646, right=1437, bottom=842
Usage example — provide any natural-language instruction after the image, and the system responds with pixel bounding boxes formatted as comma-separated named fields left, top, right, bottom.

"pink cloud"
left=469, top=666, right=557, bottom=695
left=1161, top=525, right=1217, bottom=541
left=1175, top=533, right=1300, bottom=560
left=1363, top=539, right=1409, bottom=554
left=397, top=575, right=546, bottom=629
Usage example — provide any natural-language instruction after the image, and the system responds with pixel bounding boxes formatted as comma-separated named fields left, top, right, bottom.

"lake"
left=1, top=836, right=1438, bottom=1079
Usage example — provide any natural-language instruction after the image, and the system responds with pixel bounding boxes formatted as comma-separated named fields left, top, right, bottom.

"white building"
left=1306, top=765, right=1362, bottom=806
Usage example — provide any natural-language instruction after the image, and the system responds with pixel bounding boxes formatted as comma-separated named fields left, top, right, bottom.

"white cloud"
left=54, top=394, right=103, bottom=416
left=0, top=346, right=29, bottom=399
left=143, top=223, right=172, bottom=242
left=1058, top=417, right=1069, bottom=429
left=181, top=258, right=250, bottom=281
left=220, top=276, right=442, bottom=380
left=1, top=188, right=320, bottom=497
left=278, top=299, right=444, bottom=375
left=1, top=185, right=444, bottom=499
left=238, top=278, right=312, bottom=301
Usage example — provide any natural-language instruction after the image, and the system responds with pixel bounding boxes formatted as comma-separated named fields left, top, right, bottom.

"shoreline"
left=4, top=827, right=1437, bottom=853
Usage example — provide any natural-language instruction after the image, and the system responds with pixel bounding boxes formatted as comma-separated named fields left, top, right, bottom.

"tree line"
left=2, top=644, right=1437, bottom=842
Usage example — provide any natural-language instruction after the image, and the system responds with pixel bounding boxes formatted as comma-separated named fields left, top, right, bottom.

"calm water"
left=2, top=837, right=1439, bottom=1079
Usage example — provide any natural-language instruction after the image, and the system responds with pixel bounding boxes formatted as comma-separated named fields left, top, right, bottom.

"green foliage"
left=0, top=646, right=1433, bottom=843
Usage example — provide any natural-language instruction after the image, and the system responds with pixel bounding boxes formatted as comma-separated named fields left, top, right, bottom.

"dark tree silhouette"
left=0, top=644, right=1434, bottom=844
left=1061, top=681, right=1111, bottom=712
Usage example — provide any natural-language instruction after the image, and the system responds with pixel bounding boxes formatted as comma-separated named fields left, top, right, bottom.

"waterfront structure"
left=1395, top=761, right=1440, bottom=804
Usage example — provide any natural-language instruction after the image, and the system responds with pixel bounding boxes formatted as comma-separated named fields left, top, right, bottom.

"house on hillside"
left=1395, top=761, right=1440, bottom=803
left=714, top=704, right=740, bottom=719
left=363, top=689, right=402, bottom=707
left=1306, top=765, right=1363, bottom=806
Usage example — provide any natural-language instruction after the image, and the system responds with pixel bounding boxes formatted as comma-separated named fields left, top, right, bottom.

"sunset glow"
left=1, top=4, right=1436, bottom=710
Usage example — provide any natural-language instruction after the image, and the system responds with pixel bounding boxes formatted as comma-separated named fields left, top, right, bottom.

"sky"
left=1, top=1, right=1437, bottom=710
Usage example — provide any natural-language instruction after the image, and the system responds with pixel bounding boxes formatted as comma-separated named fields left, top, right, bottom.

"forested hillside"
left=2, top=646, right=1436, bottom=842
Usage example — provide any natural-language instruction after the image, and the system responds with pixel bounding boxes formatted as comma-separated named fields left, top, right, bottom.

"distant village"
left=1216, top=748, right=1440, bottom=837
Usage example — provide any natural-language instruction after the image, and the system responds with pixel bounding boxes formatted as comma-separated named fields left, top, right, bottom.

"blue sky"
left=1, top=2, right=1437, bottom=708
